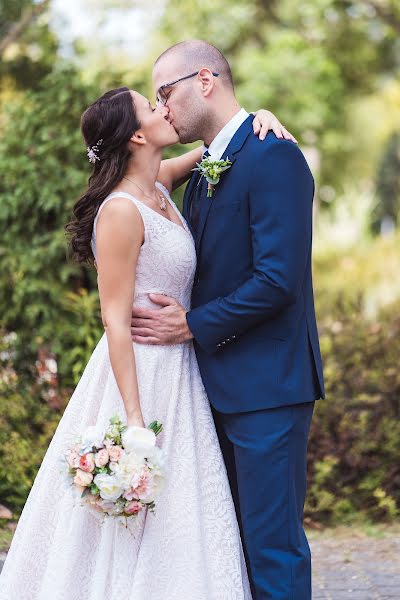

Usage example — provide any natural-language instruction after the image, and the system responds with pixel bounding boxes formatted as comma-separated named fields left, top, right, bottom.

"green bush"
left=305, top=256, right=400, bottom=523
left=304, top=233, right=400, bottom=523
left=0, top=332, right=65, bottom=511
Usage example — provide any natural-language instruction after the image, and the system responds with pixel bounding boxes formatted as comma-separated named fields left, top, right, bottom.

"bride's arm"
left=157, top=109, right=297, bottom=193
left=95, top=197, right=145, bottom=428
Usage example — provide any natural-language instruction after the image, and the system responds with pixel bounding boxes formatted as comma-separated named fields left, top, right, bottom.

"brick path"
left=1, top=527, right=399, bottom=597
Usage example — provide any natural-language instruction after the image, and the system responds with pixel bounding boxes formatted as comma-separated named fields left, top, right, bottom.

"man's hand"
left=131, top=294, right=193, bottom=345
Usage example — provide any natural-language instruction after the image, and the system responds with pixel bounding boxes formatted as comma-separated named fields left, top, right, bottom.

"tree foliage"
left=156, top=0, right=400, bottom=192
left=0, top=65, right=104, bottom=388
left=0, top=0, right=57, bottom=93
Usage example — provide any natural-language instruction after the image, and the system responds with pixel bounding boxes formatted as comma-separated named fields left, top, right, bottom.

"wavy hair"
left=66, top=87, right=140, bottom=264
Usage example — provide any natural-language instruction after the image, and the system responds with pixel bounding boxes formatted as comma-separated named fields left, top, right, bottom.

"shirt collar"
left=202, top=108, right=250, bottom=160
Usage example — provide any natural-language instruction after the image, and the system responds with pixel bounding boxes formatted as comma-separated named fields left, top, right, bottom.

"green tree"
left=0, top=66, right=102, bottom=386
left=372, top=131, right=400, bottom=232
left=0, top=0, right=57, bottom=93
left=155, top=0, right=400, bottom=193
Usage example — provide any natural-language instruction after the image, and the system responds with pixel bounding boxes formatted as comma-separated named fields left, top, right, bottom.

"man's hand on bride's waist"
left=131, top=294, right=193, bottom=345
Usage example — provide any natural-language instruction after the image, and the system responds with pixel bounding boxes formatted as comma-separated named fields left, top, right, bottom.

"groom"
left=131, top=40, right=324, bottom=599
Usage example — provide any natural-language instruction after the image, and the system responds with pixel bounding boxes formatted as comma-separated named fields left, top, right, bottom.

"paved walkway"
left=1, top=527, right=399, bottom=597
left=310, top=528, right=400, bottom=599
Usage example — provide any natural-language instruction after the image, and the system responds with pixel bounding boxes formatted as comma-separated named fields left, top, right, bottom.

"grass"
left=307, top=520, right=400, bottom=541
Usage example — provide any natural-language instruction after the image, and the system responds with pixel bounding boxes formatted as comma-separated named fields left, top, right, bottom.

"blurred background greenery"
left=0, top=0, right=399, bottom=526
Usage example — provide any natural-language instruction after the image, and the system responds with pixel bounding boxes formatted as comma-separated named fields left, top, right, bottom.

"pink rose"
left=66, top=449, right=80, bottom=469
left=79, top=453, right=95, bottom=472
left=94, top=448, right=109, bottom=468
left=134, top=469, right=152, bottom=497
left=124, top=501, right=142, bottom=515
left=74, top=469, right=93, bottom=487
left=108, top=445, right=123, bottom=462
left=123, top=488, right=137, bottom=501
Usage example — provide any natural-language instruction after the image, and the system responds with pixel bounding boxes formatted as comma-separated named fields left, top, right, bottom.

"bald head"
left=153, top=40, right=239, bottom=145
left=155, top=40, right=234, bottom=91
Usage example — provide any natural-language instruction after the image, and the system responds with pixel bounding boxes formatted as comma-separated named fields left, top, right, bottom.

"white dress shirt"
left=203, top=108, right=250, bottom=160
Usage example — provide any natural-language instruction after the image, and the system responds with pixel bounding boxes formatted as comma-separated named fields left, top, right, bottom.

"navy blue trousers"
left=212, top=401, right=315, bottom=600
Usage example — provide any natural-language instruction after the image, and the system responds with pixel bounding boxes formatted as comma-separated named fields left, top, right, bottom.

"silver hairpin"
left=87, top=139, right=103, bottom=163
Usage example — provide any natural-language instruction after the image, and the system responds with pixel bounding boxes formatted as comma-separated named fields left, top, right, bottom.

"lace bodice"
left=91, top=182, right=196, bottom=311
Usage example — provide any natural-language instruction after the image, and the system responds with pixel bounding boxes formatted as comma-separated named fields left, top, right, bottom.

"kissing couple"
left=0, top=40, right=324, bottom=600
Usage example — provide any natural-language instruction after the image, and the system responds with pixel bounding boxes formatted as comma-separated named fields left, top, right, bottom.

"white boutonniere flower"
left=192, top=156, right=232, bottom=197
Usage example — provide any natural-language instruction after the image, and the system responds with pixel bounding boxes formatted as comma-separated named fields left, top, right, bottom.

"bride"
left=0, top=87, right=294, bottom=600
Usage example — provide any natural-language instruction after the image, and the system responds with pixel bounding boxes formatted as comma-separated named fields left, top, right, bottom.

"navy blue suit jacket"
left=184, top=116, right=324, bottom=413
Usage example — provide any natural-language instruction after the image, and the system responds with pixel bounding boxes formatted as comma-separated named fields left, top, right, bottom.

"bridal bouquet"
left=65, top=416, right=165, bottom=521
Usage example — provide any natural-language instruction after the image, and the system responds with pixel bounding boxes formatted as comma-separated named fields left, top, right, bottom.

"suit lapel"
left=196, top=115, right=254, bottom=253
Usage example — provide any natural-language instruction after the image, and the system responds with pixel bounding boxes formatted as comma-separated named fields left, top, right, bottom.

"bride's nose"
left=159, top=105, right=170, bottom=118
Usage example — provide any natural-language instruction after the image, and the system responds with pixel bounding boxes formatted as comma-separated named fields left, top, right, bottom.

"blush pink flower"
left=79, top=453, right=95, bottom=473
left=123, top=488, right=137, bottom=501
left=94, top=448, right=109, bottom=468
left=66, top=449, right=80, bottom=469
left=73, top=469, right=93, bottom=487
left=124, top=501, right=142, bottom=515
left=108, top=445, right=124, bottom=462
left=133, top=469, right=152, bottom=498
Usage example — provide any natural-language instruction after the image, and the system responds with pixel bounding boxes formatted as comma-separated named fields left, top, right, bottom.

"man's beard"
left=175, top=105, right=210, bottom=145
left=177, top=124, right=203, bottom=145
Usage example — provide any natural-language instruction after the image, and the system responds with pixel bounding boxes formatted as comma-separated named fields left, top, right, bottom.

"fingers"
left=259, top=121, right=270, bottom=141
left=252, top=117, right=261, bottom=136
left=132, top=335, right=160, bottom=345
left=149, top=293, right=176, bottom=306
left=130, top=316, right=156, bottom=327
left=131, top=306, right=155, bottom=319
left=277, top=123, right=298, bottom=144
left=131, top=327, right=157, bottom=337
left=284, top=129, right=298, bottom=143
left=272, top=121, right=284, bottom=139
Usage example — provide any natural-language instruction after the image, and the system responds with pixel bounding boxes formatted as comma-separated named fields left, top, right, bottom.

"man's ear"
left=130, top=130, right=147, bottom=146
left=197, top=68, right=215, bottom=98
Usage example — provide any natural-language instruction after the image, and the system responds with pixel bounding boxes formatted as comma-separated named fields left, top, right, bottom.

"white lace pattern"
left=0, top=183, right=251, bottom=600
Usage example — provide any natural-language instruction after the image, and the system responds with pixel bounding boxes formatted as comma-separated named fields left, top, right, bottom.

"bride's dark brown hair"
left=66, top=87, right=140, bottom=264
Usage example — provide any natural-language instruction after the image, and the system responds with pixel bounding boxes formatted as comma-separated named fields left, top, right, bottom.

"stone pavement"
left=1, top=527, right=399, bottom=598
left=310, top=527, right=400, bottom=599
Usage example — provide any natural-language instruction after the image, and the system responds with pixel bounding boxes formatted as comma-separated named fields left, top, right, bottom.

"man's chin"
left=177, top=130, right=199, bottom=145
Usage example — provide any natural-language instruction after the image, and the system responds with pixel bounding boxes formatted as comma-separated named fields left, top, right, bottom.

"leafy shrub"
left=304, top=232, right=400, bottom=523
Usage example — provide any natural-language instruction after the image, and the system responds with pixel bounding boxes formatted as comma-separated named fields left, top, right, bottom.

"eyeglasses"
left=156, top=71, right=220, bottom=106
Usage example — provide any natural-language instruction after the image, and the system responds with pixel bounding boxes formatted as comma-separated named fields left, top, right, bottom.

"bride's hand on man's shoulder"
left=252, top=109, right=298, bottom=143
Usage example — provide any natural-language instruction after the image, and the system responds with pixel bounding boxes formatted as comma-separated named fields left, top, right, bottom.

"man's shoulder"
left=245, top=130, right=301, bottom=157
left=243, top=132, right=311, bottom=174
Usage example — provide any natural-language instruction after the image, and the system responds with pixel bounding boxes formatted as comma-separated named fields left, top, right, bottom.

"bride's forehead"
left=130, top=91, right=149, bottom=107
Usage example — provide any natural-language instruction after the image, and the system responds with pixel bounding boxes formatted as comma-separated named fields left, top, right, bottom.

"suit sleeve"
left=186, top=141, right=314, bottom=354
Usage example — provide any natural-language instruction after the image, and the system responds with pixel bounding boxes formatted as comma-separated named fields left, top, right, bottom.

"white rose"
left=122, top=426, right=156, bottom=454
left=93, top=473, right=123, bottom=502
left=112, top=452, right=143, bottom=488
left=81, top=425, right=105, bottom=450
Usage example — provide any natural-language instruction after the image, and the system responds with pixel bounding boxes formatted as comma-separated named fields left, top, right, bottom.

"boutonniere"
left=192, top=156, right=232, bottom=197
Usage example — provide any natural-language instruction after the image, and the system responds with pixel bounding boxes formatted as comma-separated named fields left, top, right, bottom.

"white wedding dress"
left=0, top=183, right=252, bottom=600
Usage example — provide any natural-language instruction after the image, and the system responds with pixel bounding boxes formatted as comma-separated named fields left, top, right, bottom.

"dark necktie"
left=190, top=150, right=210, bottom=237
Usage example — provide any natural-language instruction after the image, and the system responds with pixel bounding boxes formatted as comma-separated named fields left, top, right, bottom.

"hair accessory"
left=87, top=139, right=103, bottom=163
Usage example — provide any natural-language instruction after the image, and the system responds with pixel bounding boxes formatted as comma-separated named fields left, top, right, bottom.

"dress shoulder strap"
left=91, top=191, right=147, bottom=258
